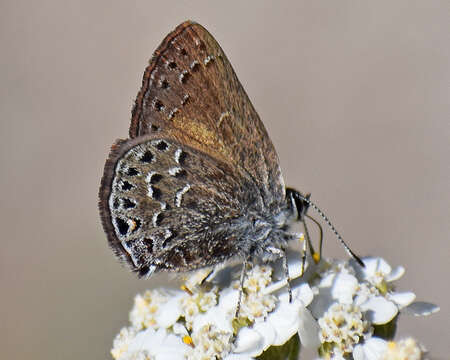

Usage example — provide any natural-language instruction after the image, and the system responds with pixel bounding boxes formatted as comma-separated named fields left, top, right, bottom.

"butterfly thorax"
left=229, top=204, right=298, bottom=261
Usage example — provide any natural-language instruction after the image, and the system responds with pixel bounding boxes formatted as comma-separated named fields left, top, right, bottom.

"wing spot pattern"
left=168, top=167, right=186, bottom=177
left=179, top=70, right=190, bottom=84
left=218, top=111, right=230, bottom=127
left=168, top=107, right=179, bottom=120
left=153, top=99, right=164, bottom=112
left=152, top=212, right=163, bottom=227
left=160, top=79, right=169, bottom=89
left=204, top=55, right=215, bottom=66
left=175, top=184, right=191, bottom=207
left=147, top=185, right=161, bottom=200
left=159, top=201, right=167, bottom=210
left=121, top=180, right=134, bottom=191
left=167, top=61, right=177, bottom=70
left=145, top=171, right=163, bottom=184
left=112, top=198, right=120, bottom=209
left=126, top=167, right=139, bottom=176
left=181, top=94, right=190, bottom=106
left=122, top=198, right=136, bottom=209
left=162, top=229, right=177, bottom=248
left=190, top=60, right=200, bottom=72
left=174, top=148, right=187, bottom=164
left=153, top=140, right=169, bottom=151
left=114, top=217, right=129, bottom=236
left=129, top=218, right=141, bottom=233
left=143, top=237, right=154, bottom=252
left=113, top=217, right=141, bottom=237
left=195, top=39, right=207, bottom=52
left=140, top=150, right=154, bottom=163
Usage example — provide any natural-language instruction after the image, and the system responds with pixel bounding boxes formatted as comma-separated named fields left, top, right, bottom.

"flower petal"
left=360, top=257, right=379, bottom=276
left=353, top=337, right=387, bottom=360
left=360, top=296, right=398, bottom=324
left=156, top=294, right=183, bottom=327
left=192, top=306, right=233, bottom=333
left=218, top=287, right=240, bottom=314
left=296, top=283, right=314, bottom=306
left=331, top=273, right=358, bottom=304
left=385, top=266, right=405, bottom=282
left=127, top=328, right=188, bottom=360
left=297, top=306, right=320, bottom=349
left=253, top=320, right=277, bottom=351
left=388, top=291, right=415, bottom=308
left=354, top=257, right=392, bottom=281
left=375, top=258, right=392, bottom=275
left=233, top=327, right=264, bottom=356
left=403, top=301, right=440, bottom=316
left=287, top=251, right=305, bottom=280
left=267, top=299, right=302, bottom=345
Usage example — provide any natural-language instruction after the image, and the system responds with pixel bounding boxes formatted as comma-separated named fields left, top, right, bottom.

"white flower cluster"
left=110, top=246, right=438, bottom=360
left=308, top=257, right=438, bottom=359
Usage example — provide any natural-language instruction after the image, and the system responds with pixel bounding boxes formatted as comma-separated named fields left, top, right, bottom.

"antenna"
left=295, top=192, right=365, bottom=267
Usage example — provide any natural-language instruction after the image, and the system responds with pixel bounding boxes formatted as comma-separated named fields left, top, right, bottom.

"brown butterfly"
left=98, top=21, right=362, bottom=308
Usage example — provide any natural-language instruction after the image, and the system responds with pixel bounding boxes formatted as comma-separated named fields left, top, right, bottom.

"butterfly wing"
left=130, top=21, right=285, bottom=205
left=99, top=134, right=266, bottom=276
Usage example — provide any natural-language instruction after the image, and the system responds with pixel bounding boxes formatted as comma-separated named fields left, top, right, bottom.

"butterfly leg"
left=235, top=258, right=249, bottom=318
left=267, top=246, right=292, bottom=302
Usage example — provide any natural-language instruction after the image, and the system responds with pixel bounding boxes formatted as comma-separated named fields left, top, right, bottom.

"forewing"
left=99, top=134, right=262, bottom=275
left=130, top=21, right=285, bottom=204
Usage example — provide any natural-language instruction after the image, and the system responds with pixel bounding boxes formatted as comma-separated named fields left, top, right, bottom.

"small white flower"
left=186, top=323, right=233, bottom=360
left=243, top=264, right=273, bottom=292
left=239, top=292, right=277, bottom=322
left=113, top=327, right=189, bottom=360
left=111, top=327, right=136, bottom=359
left=233, top=288, right=317, bottom=357
left=265, top=286, right=314, bottom=347
left=318, top=302, right=370, bottom=356
left=353, top=257, right=398, bottom=290
left=309, top=257, right=405, bottom=325
left=129, top=289, right=184, bottom=330
left=351, top=257, right=438, bottom=323
left=129, top=289, right=168, bottom=330
left=380, top=337, right=427, bottom=360
left=180, top=286, right=219, bottom=329
left=308, top=256, right=439, bottom=359
left=238, top=265, right=278, bottom=321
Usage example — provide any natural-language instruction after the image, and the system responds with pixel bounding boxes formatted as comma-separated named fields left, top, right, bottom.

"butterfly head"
left=286, top=188, right=310, bottom=221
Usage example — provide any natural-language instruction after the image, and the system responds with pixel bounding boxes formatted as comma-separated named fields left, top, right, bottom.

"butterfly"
left=98, top=21, right=362, bottom=309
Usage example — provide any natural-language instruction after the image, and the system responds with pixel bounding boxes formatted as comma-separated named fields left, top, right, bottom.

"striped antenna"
left=297, top=193, right=365, bottom=267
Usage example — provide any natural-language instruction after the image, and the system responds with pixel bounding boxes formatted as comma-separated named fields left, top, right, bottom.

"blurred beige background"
left=1, top=1, right=448, bottom=359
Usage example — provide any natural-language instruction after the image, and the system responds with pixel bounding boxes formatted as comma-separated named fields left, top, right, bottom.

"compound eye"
left=286, top=188, right=310, bottom=220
